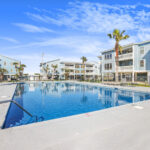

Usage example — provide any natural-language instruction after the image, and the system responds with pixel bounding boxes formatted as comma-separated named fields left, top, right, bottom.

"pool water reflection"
left=3, top=82, right=150, bottom=128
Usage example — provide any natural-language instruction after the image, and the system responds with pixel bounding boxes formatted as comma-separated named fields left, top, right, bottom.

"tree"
left=51, top=64, right=58, bottom=79
left=43, top=65, right=50, bottom=78
left=18, top=64, right=26, bottom=77
left=0, top=68, right=8, bottom=81
left=13, top=62, right=19, bottom=75
left=107, top=29, right=129, bottom=82
left=81, top=56, right=87, bottom=81
left=13, top=62, right=26, bottom=78
left=64, top=69, right=70, bottom=80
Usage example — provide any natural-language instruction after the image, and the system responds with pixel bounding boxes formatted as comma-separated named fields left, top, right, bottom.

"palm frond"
left=121, top=30, right=125, bottom=36
left=81, top=56, right=87, bottom=63
left=107, top=34, right=112, bottom=38
left=123, top=35, right=129, bottom=39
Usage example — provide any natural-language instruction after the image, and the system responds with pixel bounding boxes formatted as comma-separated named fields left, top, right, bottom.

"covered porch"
left=118, top=72, right=149, bottom=83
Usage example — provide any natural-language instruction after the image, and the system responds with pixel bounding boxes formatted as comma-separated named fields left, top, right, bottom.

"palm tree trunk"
left=0, top=74, right=3, bottom=81
left=115, top=42, right=119, bottom=82
left=84, top=63, right=85, bottom=81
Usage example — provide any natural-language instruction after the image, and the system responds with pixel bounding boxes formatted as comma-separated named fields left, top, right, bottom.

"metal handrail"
left=0, top=100, right=33, bottom=117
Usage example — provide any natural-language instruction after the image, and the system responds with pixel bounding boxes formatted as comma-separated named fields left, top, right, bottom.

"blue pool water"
left=3, top=82, right=150, bottom=128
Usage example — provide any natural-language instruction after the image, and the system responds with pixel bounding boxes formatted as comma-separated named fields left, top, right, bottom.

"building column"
left=102, top=73, right=104, bottom=82
left=148, top=72, right=150, bottom=85
left=120, top=73, right=122, bottom=82
left=134, top=73, right=137, bottom=82
left=132, top=72, right=134, bottom=83
left=74, top=64, right=75, bottom=80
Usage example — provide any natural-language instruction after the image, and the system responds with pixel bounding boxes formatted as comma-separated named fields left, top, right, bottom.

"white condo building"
left=40, top=59, right=101, bottom=80
left=101, top=40, right=150, bottom=83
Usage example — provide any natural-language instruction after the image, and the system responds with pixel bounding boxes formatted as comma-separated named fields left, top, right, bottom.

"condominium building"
left=40, top=59, right=101, bottom=80
left=101, top=40, right=150, bottom=83
left=0, top=54, right=20, bottom=80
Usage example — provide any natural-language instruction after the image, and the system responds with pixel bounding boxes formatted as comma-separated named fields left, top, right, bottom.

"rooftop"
left=101, top=39, right=150, bottom=54
left=41, top=59, right=99, bottom=66
left=0, top=54, right=20, bottom=63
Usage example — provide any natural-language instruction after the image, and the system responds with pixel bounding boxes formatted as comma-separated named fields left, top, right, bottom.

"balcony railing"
left=64, top=66, right=75, bottom=70
left=118, top=53, right=133, bottom=60
left=118, top=66, right=133, bottom=72
left=86, top=67, right=93, bottom=70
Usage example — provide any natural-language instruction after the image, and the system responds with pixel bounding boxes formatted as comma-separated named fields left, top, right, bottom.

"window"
left=110, top=63, right=112, bottom=69
left=119, top=60, right=133, bottom=66
left=140, top=47, right=144, bottom=54
left=104, top=53, right=112, bottom=60
left=104, top=63, right=112, bottom=70
left=4, top=61, right=6, bottom=65
left=140, top=60, right=144, bottom=67
left=110, top=54, right=112, bottom=59
left=107, top=55, right=109, bottom=59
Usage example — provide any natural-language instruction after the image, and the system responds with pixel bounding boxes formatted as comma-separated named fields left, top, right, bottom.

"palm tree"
left=43, top=65, right=50, bottom=77
left=13, top=62, right=19, bottom=75
left=18, top=64, right=26, bottom=77
left=81, top=56, right=87, bottom=81
left=51, top=64, right=58, bottom=80
left=64, top=69, right=70, bottom=80
left=107, top=29, right=129, bottom=82
left=0, top=68, right=8, bottom=81
left=13, top=62, right=26, bottom=79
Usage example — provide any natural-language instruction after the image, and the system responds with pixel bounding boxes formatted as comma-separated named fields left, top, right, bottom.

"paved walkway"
left=0, top=83, right=17, bottom=128
left=1, top=100, right=150, bottom=150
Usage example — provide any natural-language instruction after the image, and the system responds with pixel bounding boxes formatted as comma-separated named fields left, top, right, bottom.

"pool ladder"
left=0, top=100, right=33, bottom=117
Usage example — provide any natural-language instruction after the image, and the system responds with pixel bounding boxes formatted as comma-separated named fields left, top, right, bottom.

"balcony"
left=118, top=53, right=133, bottom=61
left=64, top=66, right=75, bottom=70
left=118, top=66, right=133, bottom=72
left=86, top=67, right=93, bottom=70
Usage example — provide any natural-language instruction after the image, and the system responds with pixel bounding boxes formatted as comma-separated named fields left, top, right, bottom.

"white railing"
left=118, top=66, right=133, bottom=71
left=118, top=53, right=133, bottom=60
left=64, top=66, right=75, bottom=70
left=86, top=67, right=93, bottom=70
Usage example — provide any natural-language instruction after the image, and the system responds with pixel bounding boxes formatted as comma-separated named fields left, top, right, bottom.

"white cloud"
left=13, top=23, right=54, bottom=33
left=0, top=36, right=19, bottom=44
left=25, top=2, right=150, bottom=38
left=2, top=35, right=112, bottom=55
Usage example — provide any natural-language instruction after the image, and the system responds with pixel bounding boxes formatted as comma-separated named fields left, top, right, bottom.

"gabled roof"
left=0, top=54, right=20, bottom=62
left=101, top=43, right=134, bottom=54
left=135, top=40, right=150, bottom=46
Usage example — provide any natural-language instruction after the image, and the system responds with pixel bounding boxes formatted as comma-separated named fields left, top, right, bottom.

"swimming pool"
left=3, top=82, right=150, bottom=128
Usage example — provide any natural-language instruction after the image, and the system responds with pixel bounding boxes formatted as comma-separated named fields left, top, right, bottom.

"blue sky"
left=1, top=0, right=150, bottom=73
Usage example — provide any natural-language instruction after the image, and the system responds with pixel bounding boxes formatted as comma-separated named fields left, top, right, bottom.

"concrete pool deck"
left=0, top=82, right=150, bottom=150
left=0, top=83, right=17, bottom=128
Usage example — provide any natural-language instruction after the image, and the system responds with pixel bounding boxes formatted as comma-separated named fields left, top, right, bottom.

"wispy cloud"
left=13, top=23, right=54, bottom=33
left=0, top=36, right=19, bottom=44
left=25, top=2, right=150, bottom=40
left=1, top=35, right=112, bottom=55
